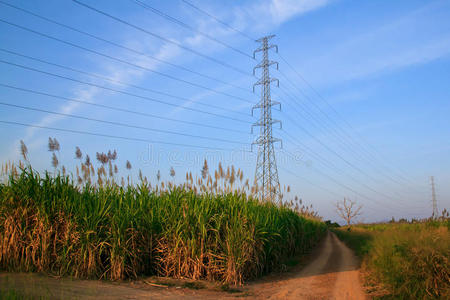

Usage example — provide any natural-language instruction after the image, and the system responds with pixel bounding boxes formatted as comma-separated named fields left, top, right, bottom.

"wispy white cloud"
left=20, top=87, right=96, bottom=151
left=265, top=0, right=331, bottom=25
left=296, top=1, right=450, bottom=87
left=185, top=0, right=332, bottom=45
left=166, top=76, right=253, bottom=118
left=231, top=0, right=332, bottom=33
left=166, top=0, right=333, bottom=115
left=11, top=21, right=192, bottom=152
left=7, top=0, right=333, bottom=162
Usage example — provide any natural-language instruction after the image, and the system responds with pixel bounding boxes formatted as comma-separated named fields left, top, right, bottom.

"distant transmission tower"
left=430, top=176, right=438, bottom=218
left=252, top=35, right=282, bottom=202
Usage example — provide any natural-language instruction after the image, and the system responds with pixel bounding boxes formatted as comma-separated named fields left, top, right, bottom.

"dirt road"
left=248, top=232, right=366, bottom=299
left=0, top=232, right=365, bottom=299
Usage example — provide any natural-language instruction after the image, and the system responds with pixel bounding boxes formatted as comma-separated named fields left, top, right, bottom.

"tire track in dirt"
left=248, top=231, right=365, bottom=299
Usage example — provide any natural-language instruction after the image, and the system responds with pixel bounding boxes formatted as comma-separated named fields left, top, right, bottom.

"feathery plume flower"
left=53, top=138, right=60, bottom=151
left=20, top=140, right=28, bottom=161
left=218, top=162, right=224, bottom=178
left=51, top=153, right=59, bottom=169
left=75, top=147, right=82, bottom=159
left=108, top=161, right=113, bottom=177
left=201, top=159, right=209, bottom=179
left=96, top=152, right=109, bottom=165
left=48, top=137, right=55, bottom=152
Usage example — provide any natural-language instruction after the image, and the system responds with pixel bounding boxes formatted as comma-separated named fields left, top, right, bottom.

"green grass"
left=0, top=289, right=46, bottom=300
left=333, top=228, right=373, bottom=257
left=0, top=167, right=326, bottom=285
left=220, top=283, right=242, bottom=293
left=334, top=221, right=450, bottom=299
left=181, top=282, right=205, bottom=290
left=0, top=290, right=24, bottom=300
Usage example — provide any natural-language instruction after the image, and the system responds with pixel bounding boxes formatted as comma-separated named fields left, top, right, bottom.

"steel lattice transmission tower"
left=430, top=176, right=438, bottom=218
left=252, top=35, right=282, bottom=202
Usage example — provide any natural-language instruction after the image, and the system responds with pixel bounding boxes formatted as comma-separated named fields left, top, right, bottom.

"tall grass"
left=0, top=163, right=325, bottom=285
left=334, top=221, right=450, bottom=299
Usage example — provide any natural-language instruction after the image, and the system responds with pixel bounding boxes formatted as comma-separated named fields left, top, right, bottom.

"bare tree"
left=336, top=198, right=362, bottom=228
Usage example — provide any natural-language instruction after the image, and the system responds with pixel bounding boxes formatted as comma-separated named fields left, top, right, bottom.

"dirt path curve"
left=0, top=232, right=366, bottom=299
left=248, top=231, right=366, bottom=299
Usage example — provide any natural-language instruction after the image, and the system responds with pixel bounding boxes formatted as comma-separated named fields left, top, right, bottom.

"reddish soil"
left=0, top=232, right=365, bottom=299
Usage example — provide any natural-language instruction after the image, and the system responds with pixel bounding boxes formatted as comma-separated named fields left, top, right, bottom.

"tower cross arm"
left=252, top=77, right=279, bottom=92
left=251, top=100, right=281, bottom=116
left=251, top=34, right=281, bottom=202
left=251, top=119, right=282, bottom=133
left=253, top=44, right=278, bottom=58
left=251, top=136, right=283, bottom=151
left=253, top=60, right=279, bottom=75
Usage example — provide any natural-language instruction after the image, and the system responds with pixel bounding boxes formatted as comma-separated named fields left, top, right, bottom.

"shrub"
left=335, top=222, right=450, bottom=299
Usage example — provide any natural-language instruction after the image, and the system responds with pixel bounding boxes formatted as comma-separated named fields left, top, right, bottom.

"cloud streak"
left=266, top=0, right=331, bottom=25
left=166, top=0, right=333, bottom=116
left=7, top=0, right=333, bottom=161
left=297, top=1, right=450, bottom=87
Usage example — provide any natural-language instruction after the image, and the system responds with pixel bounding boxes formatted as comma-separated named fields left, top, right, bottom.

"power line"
left=280, top=159, right=399, bottom=217
left=0, top=120, right=246, bottom=151
left=277, top=52, right=424, bottom=189
left=131, top=0, right=253, bottom=59
left=274, top=69, right=428, bottom=195
left=181, top=0, right=255, bottom=41
left=274, top=80, right=421, bottom=196
left=281, top=149, right=386, bottom=208
left=281, top=129, right=427, bottom=210
left=281, top=129, right=391, bottom=199
left=0, top=0, right=251, bottom=93
left=72, top=0, right=250, bottom=76
left=278, top=164, right=342, bottom=199
left=0, top=83, right=250, bottom=134
left=174, top=1, right=395, bottom=206
left=176, top=0, right=424, bottom=202
left=0, top=18, right=253, bottom=104
left=0, top=101, right=248, bottom=145
left=0, top=48, right=251, bottom=117
left=280, top=112, right=429, bottom=207
left=0, top=0, right=428, bottom=211
left=275, top=86, right=354, bottom=156
left=4, top=88, right=412, bottom=210
left=277, top=70, right=415, bottom=188
left=281, top=129, right=350, bottom=175
left=280, top=148, right=419, bottom=214
left=252, top=35, right=281, bottom=202
left=281, top=164, right=403, bottom=216
left=175, top=0, right=426, bottom=197
left=280, top=151, right=403, bottom=215
left=0, top=59, right=251, bottom=124
left=281, top=111, right=384, bottom=185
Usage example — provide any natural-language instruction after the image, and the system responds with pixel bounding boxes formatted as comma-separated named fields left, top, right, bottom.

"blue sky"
left=0, top=0, right=449, bottom=222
